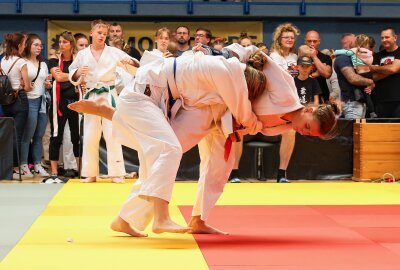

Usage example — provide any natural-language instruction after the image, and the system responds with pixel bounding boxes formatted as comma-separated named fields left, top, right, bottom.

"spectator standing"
left=74, top=33, right=89, bottom=52
left=46, top=31, right=81, bottom=183
left=335, top=34, right=377, bottom=118
left=195, top=28, right=212, bottom=46
left=370, top=27, right=400, bottom=118
left=269, top=23, right=300, bottom=183
left=304, top=30, right=333, bottom=103
left=341, top=33, right=356, bottom=49
left=320, top=48, right=341, bottom=104
left=175, top=26, right=192, bottom=56
left=20, top=33, right=51, bottom=177
left=109, top=22, right=142, bottom=61
left=1, top=33, right=31, bottom=179
left=295, top=56, right=321, bottom=105
left=334, top=37, right=375, bottom=119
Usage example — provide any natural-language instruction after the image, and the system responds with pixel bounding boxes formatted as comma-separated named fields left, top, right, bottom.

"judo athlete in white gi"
left=69, top=20, right=139, bottom=184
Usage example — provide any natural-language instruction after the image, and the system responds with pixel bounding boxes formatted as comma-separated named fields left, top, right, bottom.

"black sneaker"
left=41, top=176, right=65, bottom=184
left=64, top=169, right=78, bottom=178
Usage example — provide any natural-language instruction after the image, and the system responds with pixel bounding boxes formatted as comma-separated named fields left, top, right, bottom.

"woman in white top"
left=19, top=33, right=52, bottom=177
left=0, top=32, right=31, bottom=179
left=269, top=22, right=300, bottom=183
left=269, top=23, right=300, bottom=75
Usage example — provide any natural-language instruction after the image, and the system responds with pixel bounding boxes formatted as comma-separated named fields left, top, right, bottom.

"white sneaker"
left=34, top=164, right=50, bottom=177
left=12, top=168, right=33, bottom=180
left=20, top=164, right=34, bottom=178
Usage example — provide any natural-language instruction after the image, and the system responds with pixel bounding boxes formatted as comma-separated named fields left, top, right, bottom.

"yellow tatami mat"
left=0, top=180, right=208, bottom=270
left=1, top=181, right=400, bottom=270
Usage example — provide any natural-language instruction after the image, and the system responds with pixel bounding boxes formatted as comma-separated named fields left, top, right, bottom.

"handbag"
left=0, top=58, right=21, bottom=105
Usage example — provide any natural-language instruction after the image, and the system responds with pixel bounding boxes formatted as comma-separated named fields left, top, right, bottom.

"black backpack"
left=0, top=58, right=21, bottom=105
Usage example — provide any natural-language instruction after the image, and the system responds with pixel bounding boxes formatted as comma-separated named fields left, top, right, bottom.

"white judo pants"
left=118, top=103, right=235, bottom=230
left=172, top=106, right=235, bottom=221
left=81, top=90, right=126, bottom=177
left=114, top=91, right=182, bottom=230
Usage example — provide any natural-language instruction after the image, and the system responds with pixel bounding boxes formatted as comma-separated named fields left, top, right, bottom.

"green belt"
left=84, top=86, right=116, bottom=108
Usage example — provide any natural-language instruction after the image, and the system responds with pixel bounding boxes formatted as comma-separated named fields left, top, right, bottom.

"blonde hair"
left=298, top=45, right=312, bottom=58
left=91, top=19, right=109, bottom=31
left=109, top=37, right=125, bottom=50
left=320, top=48, right=335, bottom=57
left=354, top=34, right=370, bottom=49
left=155, top=27, right=171, bottom=39
left=271, top=23, right=300, bottom=56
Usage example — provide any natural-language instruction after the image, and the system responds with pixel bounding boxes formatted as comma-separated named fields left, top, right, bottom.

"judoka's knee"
left=166, top=143, right=182, bottom=160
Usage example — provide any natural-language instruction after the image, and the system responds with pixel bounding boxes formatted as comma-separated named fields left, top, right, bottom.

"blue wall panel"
left=0, top=18, right=47, bottom=56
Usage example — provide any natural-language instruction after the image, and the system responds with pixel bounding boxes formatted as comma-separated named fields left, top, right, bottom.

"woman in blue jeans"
left=0, top=32, right=31, bottom=179
left=20, top=33, right=52, bottom=177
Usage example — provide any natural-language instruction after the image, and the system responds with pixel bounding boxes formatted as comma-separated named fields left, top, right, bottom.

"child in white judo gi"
left=69, top=19, right=139, bottom=184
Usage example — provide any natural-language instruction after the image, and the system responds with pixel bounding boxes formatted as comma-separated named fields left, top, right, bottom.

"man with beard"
left=175, top=26, right=192, bottom=56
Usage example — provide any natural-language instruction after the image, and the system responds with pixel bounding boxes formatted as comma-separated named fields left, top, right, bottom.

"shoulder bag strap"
left=7, top=57, right=22, bottom=75
left=31, top=62, right=41, bottom=83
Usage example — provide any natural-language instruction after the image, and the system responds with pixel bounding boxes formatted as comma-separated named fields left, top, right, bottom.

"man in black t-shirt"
left=304, top=30, right=332, bottom=103
left=370, top=27, right=400, bottom=118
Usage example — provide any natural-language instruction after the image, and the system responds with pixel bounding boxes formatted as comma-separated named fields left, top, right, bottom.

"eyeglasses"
left=281, top=36, right=295, bottom=40
left=195, top=34, right=205, bottom=38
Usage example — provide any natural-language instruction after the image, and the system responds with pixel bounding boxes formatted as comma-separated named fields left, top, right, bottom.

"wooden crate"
left=353, top=120, right=400, bottom=180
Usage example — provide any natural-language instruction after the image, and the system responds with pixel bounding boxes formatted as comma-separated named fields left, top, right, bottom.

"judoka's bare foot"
left=111, top=177, right=125, bottom=184
left=80, top=176, right=96, bottom=183
left=111, top=216, right=148, bottom=237
left=189, top=216, right=228, bottom=235
left=152, top=219, right=191, bottom=234
left=67, top=96, right=114, bottom=120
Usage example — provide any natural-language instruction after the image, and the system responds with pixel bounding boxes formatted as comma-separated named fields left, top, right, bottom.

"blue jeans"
left=2, top=91, right=29, bottom=167
left=342, top=101, right=366, bottom=119
left=20, top=97, right=48, bottom=164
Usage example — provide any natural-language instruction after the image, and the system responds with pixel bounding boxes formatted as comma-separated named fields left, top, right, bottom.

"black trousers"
left=49, top=98, right=80, bottom=161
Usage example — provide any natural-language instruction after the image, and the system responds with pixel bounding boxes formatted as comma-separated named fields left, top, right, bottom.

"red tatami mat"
left=180, top=205, right=400, bottom=270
